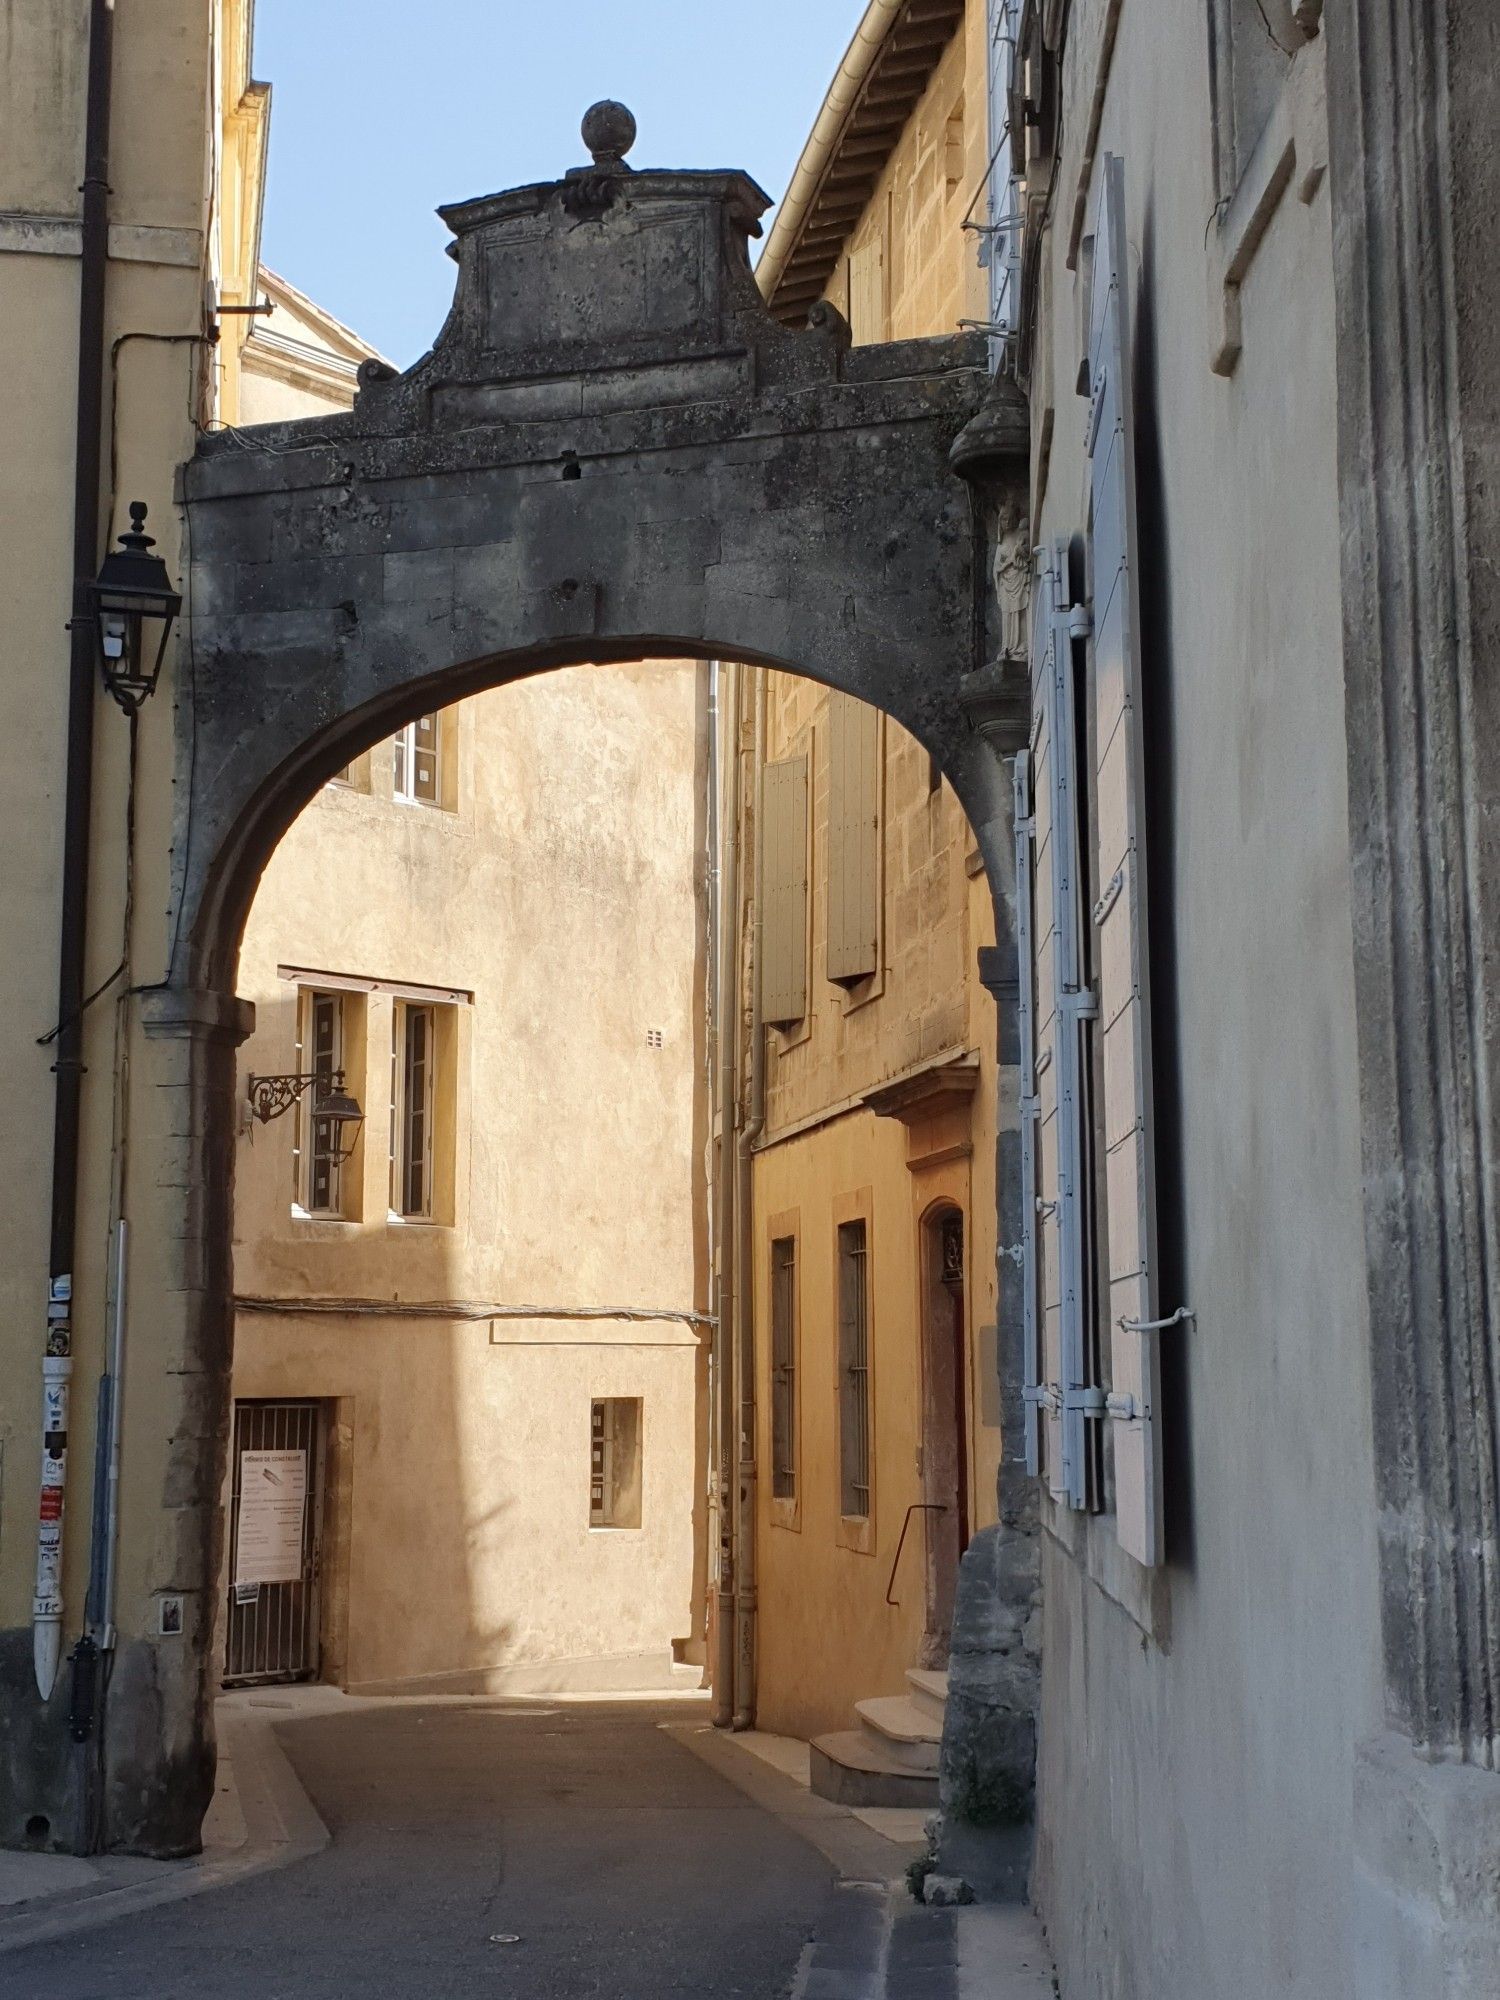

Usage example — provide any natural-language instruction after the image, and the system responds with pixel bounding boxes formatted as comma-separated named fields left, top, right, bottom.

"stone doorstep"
left=905, top=1667, right=950, bottom=1725
left=811, top=1730, right=942, bottom=1809
left=855, top=1696, right=943, bottom=1772
left=0, top=1691, right=329, bottom=1955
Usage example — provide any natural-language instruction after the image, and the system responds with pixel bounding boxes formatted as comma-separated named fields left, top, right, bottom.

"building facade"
left=4, top=3, right=1500, bottom=1997
left=726, top=0, right=1009, bottom=1770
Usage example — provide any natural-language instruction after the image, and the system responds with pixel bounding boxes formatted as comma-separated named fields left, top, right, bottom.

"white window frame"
left=293, top=989, right=347, bottom=1219
left=389, top=1000, right=437, bottom=1220
left=392, top=712, right=442, bottom=806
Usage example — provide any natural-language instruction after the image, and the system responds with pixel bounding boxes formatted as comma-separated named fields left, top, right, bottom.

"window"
left=770, top=1236, right=798, bottom=1502
left=1209, top=0, right=1311, bottom=195
left=590, top=1398, right=643, bottom=1529
left=837, top=1219, right=871, bottom=1519
left=393, top=712, right=441, bottom=805
left=825, top=693, right=881, bottom=987
left=294, top=990, right=354, bottom=1216
left=390, top=1001, right=435, bottom=1218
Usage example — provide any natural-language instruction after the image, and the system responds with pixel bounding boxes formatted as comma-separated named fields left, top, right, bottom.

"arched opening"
left=174, top=639, right=1024, bottom=1931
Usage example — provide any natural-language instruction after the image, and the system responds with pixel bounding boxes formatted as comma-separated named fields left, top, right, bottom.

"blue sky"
left=253, top=1, right=862, bottom=364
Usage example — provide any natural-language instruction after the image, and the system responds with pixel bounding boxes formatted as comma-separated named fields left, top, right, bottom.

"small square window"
left=589, top=1398, right=643, bottom=1529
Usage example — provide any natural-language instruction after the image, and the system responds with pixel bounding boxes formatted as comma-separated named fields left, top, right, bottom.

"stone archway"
left=111, top=109, right=1029, bottom=1852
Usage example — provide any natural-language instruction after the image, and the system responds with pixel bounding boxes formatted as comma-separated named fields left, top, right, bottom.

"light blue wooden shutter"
left=1085, top=154, right=1164, bottom=1566
left=1045, top=543, right=1093, bottom=1510
left=1013, top=747, right=1041, bottom=1478
left=1028, top=541, right=1091, bottom=1507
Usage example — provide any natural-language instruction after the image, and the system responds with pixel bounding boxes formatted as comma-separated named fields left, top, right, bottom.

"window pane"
left=401, top=1004, right=431, bottom=1217
left=413, top=714, right=439, bottom=801
left=838, top=1220, right=870, bottom=1518
left=393, top=729, right=408, bottom=797
left=770, top=1237, right=797, bottom=1501
left=303, top=992, right=342, bottom=1215
left=589, top=1398, right=643, bottom=1528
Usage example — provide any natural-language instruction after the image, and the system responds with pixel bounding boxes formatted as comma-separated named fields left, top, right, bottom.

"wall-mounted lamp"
left=89, top=502, right=182, bottom=712
left=246, top=1070, right=365, bottom=1164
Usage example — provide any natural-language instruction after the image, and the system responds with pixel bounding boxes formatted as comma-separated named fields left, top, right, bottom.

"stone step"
left=904, top=1667, right=949, bottom=1727
left=854, top=1695, right=941, bottom=1772
left=809, top=1730, right=941, bottom=1810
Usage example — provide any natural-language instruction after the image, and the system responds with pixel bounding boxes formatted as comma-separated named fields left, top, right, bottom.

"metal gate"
left=224, top=1400, right=325, bottom=1686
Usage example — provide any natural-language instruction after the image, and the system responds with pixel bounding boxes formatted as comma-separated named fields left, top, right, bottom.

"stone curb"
left=660, top=1719, right=918, bottom=1887
left=0, top=1697, right=328, bottom=1954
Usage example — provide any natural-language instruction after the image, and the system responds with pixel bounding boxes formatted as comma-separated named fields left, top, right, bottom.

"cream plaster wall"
left=231, top=660, right=710, bottom=1691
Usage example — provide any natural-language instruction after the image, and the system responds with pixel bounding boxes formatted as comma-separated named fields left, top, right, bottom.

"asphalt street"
left=0, top=1698, right=931, bottom=2000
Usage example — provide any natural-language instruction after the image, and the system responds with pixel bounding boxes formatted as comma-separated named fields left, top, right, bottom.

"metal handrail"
left=885, top=1501, right=948, bottom=1606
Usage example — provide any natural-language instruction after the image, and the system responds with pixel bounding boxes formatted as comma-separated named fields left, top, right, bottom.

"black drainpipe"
left=45, top=0, right=113, bottom=1736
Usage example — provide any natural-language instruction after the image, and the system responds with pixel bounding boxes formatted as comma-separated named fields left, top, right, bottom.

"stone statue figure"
left=992, top=503, right=1032, bottom=661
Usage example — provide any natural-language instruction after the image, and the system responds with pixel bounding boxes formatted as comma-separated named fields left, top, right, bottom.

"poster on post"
left=234, top=1449, right=308, bottom=1586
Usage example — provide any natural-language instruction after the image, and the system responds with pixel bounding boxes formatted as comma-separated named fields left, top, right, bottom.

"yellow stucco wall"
left=746, top=0, right=1001, bottom=1742
left=0, top=0, right=227, bottom=1661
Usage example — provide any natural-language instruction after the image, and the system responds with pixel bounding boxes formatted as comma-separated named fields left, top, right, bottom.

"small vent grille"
left=645, top=1028, right=663, bottom=1049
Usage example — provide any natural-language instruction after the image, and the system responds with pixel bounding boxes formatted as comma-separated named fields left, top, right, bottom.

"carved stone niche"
left=949, top=381, right=1033, bottom=760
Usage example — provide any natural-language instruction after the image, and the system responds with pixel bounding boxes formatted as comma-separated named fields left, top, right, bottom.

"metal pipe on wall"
left=732, top=669, right=767, bottom=1730
left=35, top=0, right=115, bottom=1706
left=711, top=661, right=742, bottom=1728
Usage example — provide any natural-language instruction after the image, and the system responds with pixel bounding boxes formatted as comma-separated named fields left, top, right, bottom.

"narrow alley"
left=0, top=1696, right=1053, bottom=2000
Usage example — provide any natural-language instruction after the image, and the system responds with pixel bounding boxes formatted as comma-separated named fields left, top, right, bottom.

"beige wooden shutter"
left=760, top=755, right=808, bottom=1026
left=847, top=235, right=886, bottom=344
left=825, top=693, right=880, bottom=985
left=1085, top=154, right=1165, bottom=1567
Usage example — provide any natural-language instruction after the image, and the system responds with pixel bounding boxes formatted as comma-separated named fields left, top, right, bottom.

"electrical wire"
left=234, top=1295, right=717, bottom=1330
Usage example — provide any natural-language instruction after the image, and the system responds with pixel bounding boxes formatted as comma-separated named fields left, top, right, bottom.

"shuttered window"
left=1014, top=750, right=1042, bottom=1478
left=837, top=1219, right=871, bottom=1519
left=761, top=756, right=808, bottom=1026
left=770, top=1236, right=798, bottom=1501
left=1025, top=540, right=1100, bottom=1511
left=825, top=693, right=881, bottom=986
left=1085, top=153, right=1165, bottom=1567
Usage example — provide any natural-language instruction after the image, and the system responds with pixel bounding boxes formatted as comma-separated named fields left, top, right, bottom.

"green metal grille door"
left=224, top=1400, right=324, bottom=1686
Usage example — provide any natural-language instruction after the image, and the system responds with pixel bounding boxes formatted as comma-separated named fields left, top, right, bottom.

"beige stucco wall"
left=745, top=0, right=1002, bottom=1741
left=231, top=633, right=710, bottom=1688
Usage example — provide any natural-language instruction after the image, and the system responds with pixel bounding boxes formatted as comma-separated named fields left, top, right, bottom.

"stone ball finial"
left=581, top=100, right=636, bottom=167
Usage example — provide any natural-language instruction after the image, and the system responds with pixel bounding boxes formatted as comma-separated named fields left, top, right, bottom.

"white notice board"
left=234, top=1449, right=308, bottom=1586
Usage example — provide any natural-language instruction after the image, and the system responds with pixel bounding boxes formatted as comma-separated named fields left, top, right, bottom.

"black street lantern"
left=90, top=501, right=182, bottom=711
left=246, top=1070, right=366, bottom=1164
